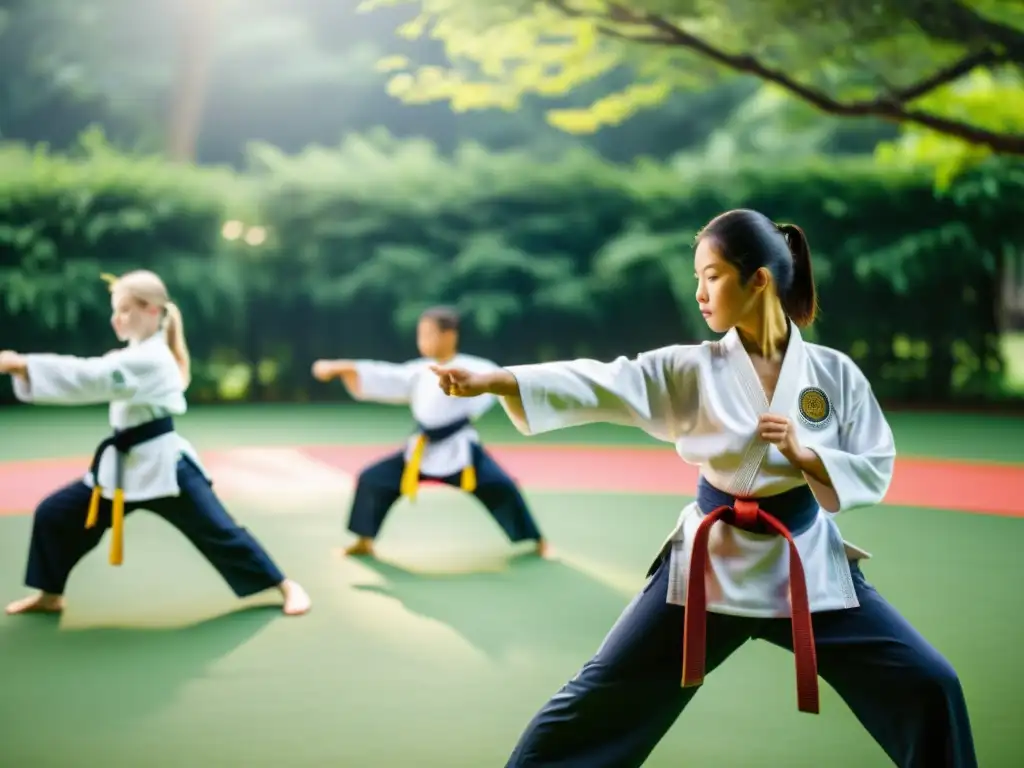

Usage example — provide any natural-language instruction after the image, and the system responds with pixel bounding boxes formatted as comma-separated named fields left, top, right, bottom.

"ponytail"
left=776, top=223, right=817, bottom=327
left=163, top=302, right=191, bottom=387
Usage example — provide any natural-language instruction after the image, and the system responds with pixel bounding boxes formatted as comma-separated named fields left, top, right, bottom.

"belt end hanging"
left=681, top=641, right=706, bottom=689
left=400, top=436, right=426, bottom=502
left=85, top=486, right=102, bottom=529
left=798, top=696, right=821, bottom=715
left=109, top=488, right=125, bottom=566
left=399, top=470, right=419, bottom=502
left=460, top=465, right=477, bottom=494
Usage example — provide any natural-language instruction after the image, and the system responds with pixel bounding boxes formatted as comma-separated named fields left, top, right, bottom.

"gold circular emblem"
left=798, top=387, right=829, bottom=424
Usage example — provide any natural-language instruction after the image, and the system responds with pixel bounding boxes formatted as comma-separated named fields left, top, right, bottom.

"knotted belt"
left=683, top=477, right=821, bottom=714
left=399, top=416, right=476, bottom=501
left=84, top=416, right=175, bottom=565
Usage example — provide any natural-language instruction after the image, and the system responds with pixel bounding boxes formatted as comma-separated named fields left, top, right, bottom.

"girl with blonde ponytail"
left=161, top=300, right=190, bottom=388
left=0, top=270, right=310, bottom=617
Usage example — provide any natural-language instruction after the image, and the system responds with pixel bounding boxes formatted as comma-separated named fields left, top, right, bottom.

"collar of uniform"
left=720, top=321, right=802, bottom=354
left=720, top=322, right=805, bottom=414
left=128, top=332, right=164, bottom=349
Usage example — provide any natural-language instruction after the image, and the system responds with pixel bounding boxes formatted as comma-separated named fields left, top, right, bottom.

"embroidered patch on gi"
left=797, top=386, right=832, bottom=428
left=111, top=369, right=127, bottom=389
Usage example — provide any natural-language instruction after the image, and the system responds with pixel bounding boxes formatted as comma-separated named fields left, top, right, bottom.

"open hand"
left=312, top=359, right=351, bottom=382
left=758, top=413, right=801, bottom=459
left=311, top=360, right=333, bottom=382
left=0, top=350, right=26, bottom=375
left=431, top=365, right=489, bottom=397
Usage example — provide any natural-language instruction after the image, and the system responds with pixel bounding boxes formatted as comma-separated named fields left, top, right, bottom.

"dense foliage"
left=2, top=132, right=1021, bottom=404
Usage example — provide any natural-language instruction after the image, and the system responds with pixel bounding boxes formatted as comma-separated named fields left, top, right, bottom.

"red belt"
left=681, top=498, right=820, bottom=714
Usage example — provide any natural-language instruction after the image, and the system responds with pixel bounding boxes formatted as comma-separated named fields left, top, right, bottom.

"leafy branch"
left=546, top=0, right=1024, bottom=154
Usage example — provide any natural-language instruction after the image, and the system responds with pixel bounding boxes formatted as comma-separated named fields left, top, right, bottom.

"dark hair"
left=419, top=305, right=460, bottom=333
left=695, top=208, right=817, bottom=327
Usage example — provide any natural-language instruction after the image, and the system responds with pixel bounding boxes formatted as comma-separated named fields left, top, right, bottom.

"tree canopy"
left=364, top=0, right=1024, bottom=175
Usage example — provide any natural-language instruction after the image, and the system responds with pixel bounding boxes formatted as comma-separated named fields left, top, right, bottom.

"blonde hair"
left=105, top=270, right=191, bottom=387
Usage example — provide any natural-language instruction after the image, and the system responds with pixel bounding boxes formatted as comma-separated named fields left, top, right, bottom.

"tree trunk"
left=166, top=0, right=218, bottom=162
left=1000, top=245, right=1024, bottom=332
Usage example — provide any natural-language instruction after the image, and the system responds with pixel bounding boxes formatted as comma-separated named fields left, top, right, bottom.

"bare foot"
left=535, top=539, right=555, bottom=559
left=344, top=537, right=375, bottom=557
left=278, top=580, right=312, bottom=616
left=511, top=539, right=554, bottom=560
left=5, top=592, right=64, bottom=615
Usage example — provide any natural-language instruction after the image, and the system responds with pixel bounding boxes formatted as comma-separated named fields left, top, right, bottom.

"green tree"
left=364, top=0, right=1024, bottom=164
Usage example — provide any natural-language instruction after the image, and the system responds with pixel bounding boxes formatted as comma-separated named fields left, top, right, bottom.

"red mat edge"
left=0, top=444, right=1021, bottom=517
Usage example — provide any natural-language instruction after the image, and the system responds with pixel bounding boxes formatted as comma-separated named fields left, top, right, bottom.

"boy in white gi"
left=432, top=210, right=976, bottom=768
left=1, top=270, right=311, bottom=617
left=312, top=305, right=547, bottom=559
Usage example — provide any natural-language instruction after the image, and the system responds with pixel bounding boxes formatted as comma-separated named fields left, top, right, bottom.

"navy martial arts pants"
left=347, top=444, right=542, bottom=543
left=25, top=458, right=286, bottom=597
left=506, top=556, right=976, bottom=768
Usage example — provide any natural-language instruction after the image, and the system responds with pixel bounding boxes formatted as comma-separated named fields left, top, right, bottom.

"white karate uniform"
left=12, top=334, right=208, bottom=502
left=501, top=324, right=895, bottom=618
left=353, top=353, right=500, bottom=477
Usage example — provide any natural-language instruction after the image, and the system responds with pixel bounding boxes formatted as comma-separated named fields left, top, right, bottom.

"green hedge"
left=2, top=131, right=1021, bottom=404
left=0, top=132, right=261, bottom=400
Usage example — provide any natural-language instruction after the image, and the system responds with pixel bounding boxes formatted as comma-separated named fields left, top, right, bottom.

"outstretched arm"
left=434, top=367, right=519, bottom=397
left=313, top=358, right=419, bottom=404
left=0, top=349, right=143, bottom=405
left=433, top=347, right=695, bottom=442
left=312, top=359, right=362, bottom=397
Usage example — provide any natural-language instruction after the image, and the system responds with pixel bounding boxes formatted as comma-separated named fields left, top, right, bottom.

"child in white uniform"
left=1, top=270, right=311, bottom=617
left=313, top=306, right=547, bottom=558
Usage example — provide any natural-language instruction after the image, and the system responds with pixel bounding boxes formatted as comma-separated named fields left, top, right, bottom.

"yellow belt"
left=85, top=485, right=125, bottom=565
left=399, top=434, right=477, bottom=502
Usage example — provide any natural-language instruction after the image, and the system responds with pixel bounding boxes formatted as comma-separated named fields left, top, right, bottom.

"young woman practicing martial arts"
left=432, top=210, right=976, bottom=768
left=0, top=270, right=311, bottom=617
left=312, top=305, right=548, bottom=559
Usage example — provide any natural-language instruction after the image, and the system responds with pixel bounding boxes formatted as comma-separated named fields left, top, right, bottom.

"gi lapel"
left=768, top=324, right=806, bottom=417
left=721, top=324, right=806, bottom=495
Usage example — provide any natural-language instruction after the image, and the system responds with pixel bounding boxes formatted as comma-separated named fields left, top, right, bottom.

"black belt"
left=85, top=416, right=176, bottom=565
left=415, top=416, right=471, bottom=443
